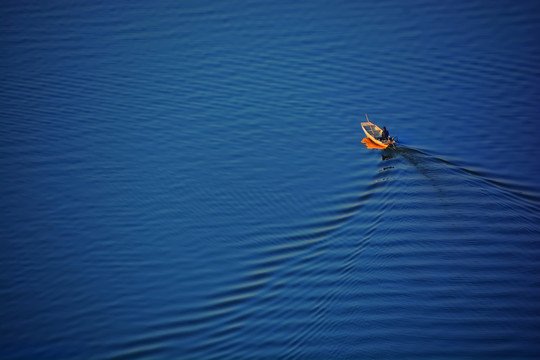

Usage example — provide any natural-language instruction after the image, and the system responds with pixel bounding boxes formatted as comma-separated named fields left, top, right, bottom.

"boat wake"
left=393, top=145, right=540, bottom=208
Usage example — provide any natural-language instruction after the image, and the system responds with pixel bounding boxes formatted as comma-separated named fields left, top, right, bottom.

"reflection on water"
left=362, top=137, right=397, bottom=161
left=361, top=137, right=387, bottom=150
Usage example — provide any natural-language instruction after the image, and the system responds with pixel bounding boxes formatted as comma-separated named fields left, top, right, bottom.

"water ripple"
left=2, top=0, right=540, bottom=359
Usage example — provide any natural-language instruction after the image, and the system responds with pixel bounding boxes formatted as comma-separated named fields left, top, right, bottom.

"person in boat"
left=380, top=126, right=389, bottom=141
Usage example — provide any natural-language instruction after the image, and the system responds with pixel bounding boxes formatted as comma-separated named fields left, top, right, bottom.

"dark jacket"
left=381, top=127, right=389, bottom=140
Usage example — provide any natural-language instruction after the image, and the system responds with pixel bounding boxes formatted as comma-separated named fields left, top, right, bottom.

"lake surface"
left=2, top=0, right=540, bottom=359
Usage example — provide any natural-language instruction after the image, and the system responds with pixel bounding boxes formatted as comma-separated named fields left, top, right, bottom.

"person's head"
left=383, top=126, right=386, bottom=130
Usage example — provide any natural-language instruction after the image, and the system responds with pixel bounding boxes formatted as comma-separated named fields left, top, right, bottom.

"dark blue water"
left=2, top=0, right=540, bottom=359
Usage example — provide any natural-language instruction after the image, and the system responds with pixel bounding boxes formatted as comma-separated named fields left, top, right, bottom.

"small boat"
left=361, top=114, right=396, bottom=149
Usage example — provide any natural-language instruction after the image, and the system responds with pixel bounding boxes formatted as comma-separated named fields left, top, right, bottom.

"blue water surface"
left=2, top=0, right=540, bottom=359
